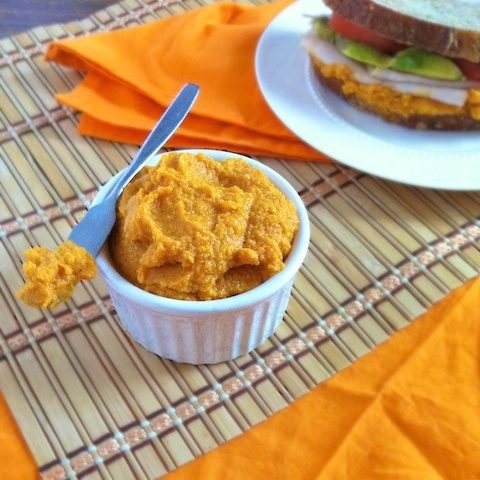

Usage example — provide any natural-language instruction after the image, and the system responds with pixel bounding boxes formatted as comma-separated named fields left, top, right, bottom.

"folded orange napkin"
left=3, top=276, right=480, bottom=479
left=45, top=0, right=326, bottom=161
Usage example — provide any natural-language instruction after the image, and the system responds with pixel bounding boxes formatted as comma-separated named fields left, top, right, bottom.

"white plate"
left=255, top=0, right=480, bottom=190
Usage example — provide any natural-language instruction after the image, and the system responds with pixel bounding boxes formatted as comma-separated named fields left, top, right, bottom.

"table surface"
left=1, top=0, right=117, bottom=37
left=1, top=0, right=480, bottom=478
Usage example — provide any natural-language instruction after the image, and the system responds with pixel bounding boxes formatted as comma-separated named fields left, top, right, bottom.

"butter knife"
left=69, top=83, right=200, bottom=257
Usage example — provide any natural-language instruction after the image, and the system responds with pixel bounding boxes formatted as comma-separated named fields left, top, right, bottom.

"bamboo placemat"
left=0, top=0, right=479, bottom=478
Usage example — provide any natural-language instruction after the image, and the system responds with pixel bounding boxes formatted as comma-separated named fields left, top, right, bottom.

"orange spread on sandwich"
left=110, top=152, right=299, bottom=301
left=318, top=61, right=480, bottom=119
left=17, top=241, right=97, bottom=308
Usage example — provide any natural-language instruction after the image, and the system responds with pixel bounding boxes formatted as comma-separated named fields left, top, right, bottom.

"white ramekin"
left=96, top=149, right=310, bottom=364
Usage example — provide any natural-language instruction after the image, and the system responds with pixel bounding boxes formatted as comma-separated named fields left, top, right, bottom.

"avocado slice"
left=335, top=37, right=391, bottom=68
left=388, top=48, right=465, bottom=81
left=314, top=17, right=335, bottom=43
left=312, top=17, right=390, bottom=68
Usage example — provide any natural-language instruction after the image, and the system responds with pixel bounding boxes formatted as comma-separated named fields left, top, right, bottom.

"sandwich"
left=302, top=0, right=480, bottom=130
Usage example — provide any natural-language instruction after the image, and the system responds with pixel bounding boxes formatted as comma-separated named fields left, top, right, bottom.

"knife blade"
left=69, top=83, right=200, bottom=257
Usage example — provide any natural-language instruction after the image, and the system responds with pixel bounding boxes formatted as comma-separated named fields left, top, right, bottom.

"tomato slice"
left=329, top=13, right=404, bottom=54
left=455, top=59, right=480, bottom=81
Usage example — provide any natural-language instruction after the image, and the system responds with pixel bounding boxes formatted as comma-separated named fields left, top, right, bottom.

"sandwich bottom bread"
left=304, top=0, right=480, bottom=130
left=310, top=55, right=480, bottom=130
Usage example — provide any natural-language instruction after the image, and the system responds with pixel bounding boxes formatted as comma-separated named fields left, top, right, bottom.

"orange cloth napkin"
left=2, top=276, right=480, bottom=479
left=166, top=275, right=480, bottom=479
left=44, top=0, right=326, bottom=161
left=0, top=393, right=38, bottom=480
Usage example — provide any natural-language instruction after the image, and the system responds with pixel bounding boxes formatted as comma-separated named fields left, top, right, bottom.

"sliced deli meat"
left=368, top=67, right=480, bottom=89
left=302, top=34, right=469, bottom=108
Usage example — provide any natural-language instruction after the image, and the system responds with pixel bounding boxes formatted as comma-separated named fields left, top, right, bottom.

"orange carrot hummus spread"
left=110, top=152, right=299, bottom=300
left=319, top=62, right=480, bottom=119
left=16, top=241, right=97, bottom=308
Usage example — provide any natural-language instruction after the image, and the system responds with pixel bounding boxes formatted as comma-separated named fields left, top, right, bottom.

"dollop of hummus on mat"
left=17, top=241, right=97, bottom=308
left=110, top=152, right=299, bottom=300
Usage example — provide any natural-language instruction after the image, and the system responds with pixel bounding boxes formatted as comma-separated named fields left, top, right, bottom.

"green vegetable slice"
left=313, top=17, right=335, bottom=43
left=387, top=48, right=465, bottom=81
left=335, top=37, right=391, bottom=68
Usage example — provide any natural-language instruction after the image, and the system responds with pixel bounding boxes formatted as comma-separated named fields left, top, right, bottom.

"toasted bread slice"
left=324, top=0, right=480, bottom=63
left=310, top=55, right=480, bottom=130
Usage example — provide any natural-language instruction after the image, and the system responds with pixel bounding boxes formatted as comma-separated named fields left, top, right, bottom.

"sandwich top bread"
left=303, top=0, right=480, bottom=129
left=326, top=0, right=480, bottom=62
